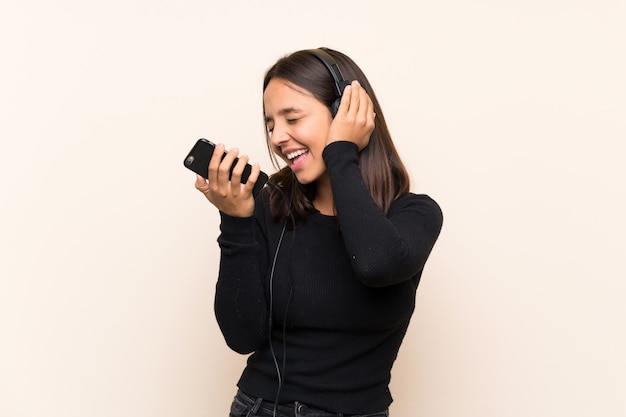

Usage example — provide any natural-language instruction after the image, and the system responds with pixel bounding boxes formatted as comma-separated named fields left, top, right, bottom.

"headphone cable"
left=265, top=182, right=295, bottom=417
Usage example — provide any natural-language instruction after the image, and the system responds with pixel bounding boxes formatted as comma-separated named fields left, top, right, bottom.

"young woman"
left=194, top=47, right=443, bottom=417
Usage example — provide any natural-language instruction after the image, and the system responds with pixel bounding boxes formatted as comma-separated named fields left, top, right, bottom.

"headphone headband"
left=305, top=49, right=351, bottom=117
left=305, top=49, right=351, bottom=98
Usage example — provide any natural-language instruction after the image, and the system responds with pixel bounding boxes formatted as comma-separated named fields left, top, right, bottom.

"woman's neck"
left=313, top=175, right=335, bottom=216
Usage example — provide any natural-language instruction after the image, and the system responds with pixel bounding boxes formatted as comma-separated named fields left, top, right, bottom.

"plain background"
left=1, top=1, right=624, bottom=416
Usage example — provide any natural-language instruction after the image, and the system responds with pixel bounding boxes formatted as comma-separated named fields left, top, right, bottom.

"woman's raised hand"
left=327, top=80, right=376, bottom=151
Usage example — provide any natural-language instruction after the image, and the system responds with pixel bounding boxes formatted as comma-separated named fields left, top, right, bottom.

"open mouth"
left=286, top=149, right=308, bottom=160
left=285, top=148, right=309, bottom=169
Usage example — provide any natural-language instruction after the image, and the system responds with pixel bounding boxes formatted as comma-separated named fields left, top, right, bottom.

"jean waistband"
left=232, top=390, right=389, bottom=417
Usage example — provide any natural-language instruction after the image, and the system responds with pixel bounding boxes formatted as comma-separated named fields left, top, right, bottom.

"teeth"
left=286, top=149, right=307, bottom=160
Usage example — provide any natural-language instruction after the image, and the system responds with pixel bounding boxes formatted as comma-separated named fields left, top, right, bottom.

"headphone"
left=305, top=48, right=351, bottom=117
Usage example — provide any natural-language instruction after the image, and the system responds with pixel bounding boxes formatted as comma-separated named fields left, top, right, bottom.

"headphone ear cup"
left=330, top=98, right=341, bottom=118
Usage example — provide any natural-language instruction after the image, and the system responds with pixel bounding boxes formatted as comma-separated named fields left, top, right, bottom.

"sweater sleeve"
left=322, top=141, right=443, bottom=287
left=214, top=210, right=269, bottom=354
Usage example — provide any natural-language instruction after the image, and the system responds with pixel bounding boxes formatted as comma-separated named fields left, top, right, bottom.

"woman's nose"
left=270, top=125, right=290, bottom=147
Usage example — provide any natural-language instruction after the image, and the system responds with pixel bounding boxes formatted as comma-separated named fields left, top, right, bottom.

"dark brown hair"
left=263, top=47, right=410, bottom=225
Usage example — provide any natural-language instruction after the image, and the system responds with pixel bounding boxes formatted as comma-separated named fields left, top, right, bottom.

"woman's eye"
left=287, top=118, right=300, bottom=124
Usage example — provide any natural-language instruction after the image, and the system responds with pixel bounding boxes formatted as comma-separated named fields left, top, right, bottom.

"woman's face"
left=263, top=78, right=332, bottom=185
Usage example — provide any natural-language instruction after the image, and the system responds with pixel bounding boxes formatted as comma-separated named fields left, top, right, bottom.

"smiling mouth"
left=286, top=149, right=308, bottom=161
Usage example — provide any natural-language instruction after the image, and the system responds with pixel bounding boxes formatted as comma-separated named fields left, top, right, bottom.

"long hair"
left=263, top=47, right=410, bottom=225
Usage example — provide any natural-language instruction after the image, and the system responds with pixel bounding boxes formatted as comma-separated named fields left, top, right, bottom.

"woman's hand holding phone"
left=194, top=143, right=262, bottom=217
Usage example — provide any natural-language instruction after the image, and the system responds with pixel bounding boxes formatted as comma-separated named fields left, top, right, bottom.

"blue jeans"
left=229, top=390, right=389, bottom=417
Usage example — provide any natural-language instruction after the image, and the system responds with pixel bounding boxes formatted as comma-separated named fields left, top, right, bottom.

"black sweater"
left=214, top=141, right=443, bottom=414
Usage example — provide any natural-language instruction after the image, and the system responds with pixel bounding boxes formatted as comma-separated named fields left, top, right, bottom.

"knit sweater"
left=214, top=141, right=443, bottom=414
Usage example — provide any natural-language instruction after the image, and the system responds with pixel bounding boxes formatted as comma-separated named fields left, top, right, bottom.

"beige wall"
left=1, top=1, right=624, bottom=416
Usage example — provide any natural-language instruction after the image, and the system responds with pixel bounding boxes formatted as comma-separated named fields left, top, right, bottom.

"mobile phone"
left=183, top=138, right=269, bottom=197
